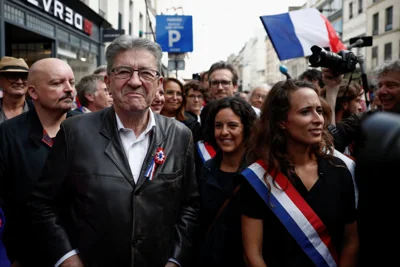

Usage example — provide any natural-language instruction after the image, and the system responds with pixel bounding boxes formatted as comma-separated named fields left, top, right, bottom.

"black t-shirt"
left=241, top=156, right=356, bottom=267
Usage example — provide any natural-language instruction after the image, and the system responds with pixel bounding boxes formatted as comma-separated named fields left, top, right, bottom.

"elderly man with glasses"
left=29, top=35, right=199, bottom=267
left=0, top=56, right=31, bottom=124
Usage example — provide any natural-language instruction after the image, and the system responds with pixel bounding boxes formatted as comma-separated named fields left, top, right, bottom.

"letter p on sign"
left=168, top=30, right=181, bottom=47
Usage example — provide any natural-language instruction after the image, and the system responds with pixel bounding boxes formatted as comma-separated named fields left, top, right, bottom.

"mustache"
left=122, top=87, right=146, bottom=96
left=59, top=93, right=74, bottom=102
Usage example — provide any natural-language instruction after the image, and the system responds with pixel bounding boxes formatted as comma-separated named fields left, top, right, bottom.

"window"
left=139, top=13, right=144, bottom=37
left=349, top=2, right=353, bottom=19
left=129, top=1, right=133, bottom=35
left=118, top=0, right=124, bottom=30
left=384, top=43, right=392, bottom=60
left=118, top=13, right=122, bottom=30
left=373, top=13, right=379, bottom=35
left=372, top=46, right=378, bottom=69
left=358, top=0, right=363, bottom=13
left=385, top=6, right=393, bottom=31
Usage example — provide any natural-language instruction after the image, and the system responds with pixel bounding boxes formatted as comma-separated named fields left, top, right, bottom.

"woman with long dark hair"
left=241, top=79, right=359, bottom=267
left=196, top=97, right=257, bottom=267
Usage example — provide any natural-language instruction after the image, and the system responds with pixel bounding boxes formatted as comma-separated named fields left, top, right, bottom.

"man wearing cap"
left=0, top=56, right=32, bottom=124
left=0, top=58, right=80, bottom=266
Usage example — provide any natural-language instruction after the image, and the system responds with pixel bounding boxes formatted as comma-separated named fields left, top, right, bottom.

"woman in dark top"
left=241, top=79, right=359, bottom=267
left=196, top=97, right=257, bottom=267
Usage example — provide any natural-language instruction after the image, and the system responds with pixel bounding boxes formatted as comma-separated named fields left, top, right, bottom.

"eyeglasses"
left=251, top=94, right=267, bottom=100
left=1, top=73, right=28, bottom=84
left=110, top=66, right=160, bottom=81
left=98, top=87, right=110, bottom=95
left=210, top=80, right=232, bottom=88
left=187, top=94, right=203, bottom=99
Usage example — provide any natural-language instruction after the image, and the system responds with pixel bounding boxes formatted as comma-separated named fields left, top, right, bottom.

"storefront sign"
left=103, top=29, right=125, bottom=42
left=25, top=0, right=93, bottom=36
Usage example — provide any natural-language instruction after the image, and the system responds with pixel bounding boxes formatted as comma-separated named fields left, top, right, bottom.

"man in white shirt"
left=29, top=35, right=199, bottom=267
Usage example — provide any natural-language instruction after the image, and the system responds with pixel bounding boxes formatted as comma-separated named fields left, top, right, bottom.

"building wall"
left=365, top=0, right=400, bottom=72
left=342, top=0, right=368, bottom=64
left=82, top=0, right=155, bottom=39
left=265, top=38, right=284, bottom=85
left=81, top=0, right=166, bottom=71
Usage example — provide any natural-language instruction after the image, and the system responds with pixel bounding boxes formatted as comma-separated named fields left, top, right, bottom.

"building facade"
left=0, top=0, right=111, bottom=81
left=365, top=0, right=399, bottom=73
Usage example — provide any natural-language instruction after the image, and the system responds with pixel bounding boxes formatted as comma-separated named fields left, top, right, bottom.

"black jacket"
left=0, top=108, right=79, bottom=265
left=28, top=107, right=200, bottom=267
left=196, top=152, right=247, bottom=267
left=329, top=110, right=378, bottom=157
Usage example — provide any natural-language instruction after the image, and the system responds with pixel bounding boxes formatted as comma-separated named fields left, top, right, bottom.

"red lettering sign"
left=84, top=19, right=93, bottom=36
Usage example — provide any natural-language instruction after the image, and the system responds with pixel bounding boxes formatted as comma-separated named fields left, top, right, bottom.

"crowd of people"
left=0, top=34, right=398, bottom=267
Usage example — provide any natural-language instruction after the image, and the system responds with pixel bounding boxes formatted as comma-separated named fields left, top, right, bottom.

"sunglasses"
left=1, top=73, right=28, bottom=83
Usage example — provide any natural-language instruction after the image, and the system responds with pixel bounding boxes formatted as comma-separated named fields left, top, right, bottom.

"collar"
left=0, top=98, right=30, bottom=112
left=42, top=128, right=54, bottom=147
left=29, top=108, right=78, bottom=147
left=115, top=108, right=156, bottom=136
left=81, top=106, right=92, bottom=113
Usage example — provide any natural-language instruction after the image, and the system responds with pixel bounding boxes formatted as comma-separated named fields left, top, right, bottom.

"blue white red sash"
left=333, top=149, right=358, bottom=207
left=196, top=141, right=216, bottom=163
left=241, top=160, right=339, bottom=267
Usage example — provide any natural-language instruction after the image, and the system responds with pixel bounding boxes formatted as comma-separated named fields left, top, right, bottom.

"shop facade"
left=0, top=0, right=111, bottom=81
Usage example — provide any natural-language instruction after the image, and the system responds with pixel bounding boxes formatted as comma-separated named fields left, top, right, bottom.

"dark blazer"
left=28, top=107, right=200, bottom=267
left=196, top=152, right=247, bottom=267
left=0, top=108, right=79, bottom=265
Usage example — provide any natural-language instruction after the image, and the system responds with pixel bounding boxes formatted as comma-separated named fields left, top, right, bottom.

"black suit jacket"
left=0, top=108, right=79, bottom=264
left=29, top=107, right=200, bottom=267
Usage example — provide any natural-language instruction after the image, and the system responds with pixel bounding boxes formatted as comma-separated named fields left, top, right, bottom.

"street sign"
left=156, top=15, right=193, bottom=53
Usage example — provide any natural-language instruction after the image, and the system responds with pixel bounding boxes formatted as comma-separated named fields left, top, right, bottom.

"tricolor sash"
left=241, top=160, right=339, bottom=267
left=196, top=140, right=216, bottom=163
left=333, top=149, right=358, bottom=207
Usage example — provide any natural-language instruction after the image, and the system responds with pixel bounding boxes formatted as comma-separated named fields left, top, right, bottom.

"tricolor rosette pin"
left=145, top=147, right=166, bottom=180
left=154, top=147, right=166, bottom=165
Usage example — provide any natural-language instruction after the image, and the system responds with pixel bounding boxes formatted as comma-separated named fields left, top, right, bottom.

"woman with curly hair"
left=196, top=97, right=257, bottom=267
left=241, top=79, right=359, bottom=267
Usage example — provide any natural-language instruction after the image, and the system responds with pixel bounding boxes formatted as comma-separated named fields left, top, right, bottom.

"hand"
left=11, top=261, right=22, bottom=267
left=60, top=255, right=84, bottom=267
left=322, top=68, right=343, bottom=89
left=165, top=262, right=179, bottom=267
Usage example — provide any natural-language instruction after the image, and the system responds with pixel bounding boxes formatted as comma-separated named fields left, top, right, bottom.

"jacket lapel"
left=100, top=107, right=135, bottom=188
left=135, top=114, right=166, bottom=191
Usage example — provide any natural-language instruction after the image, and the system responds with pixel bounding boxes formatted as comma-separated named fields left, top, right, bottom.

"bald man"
left=0, top=58, right=80, bottom=266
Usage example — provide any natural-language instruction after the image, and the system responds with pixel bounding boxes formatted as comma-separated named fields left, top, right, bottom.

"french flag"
left=260, top=8, right=346, bottom=61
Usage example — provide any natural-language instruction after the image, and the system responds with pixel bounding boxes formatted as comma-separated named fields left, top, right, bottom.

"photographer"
left=323, top=58, right=400, bottom=157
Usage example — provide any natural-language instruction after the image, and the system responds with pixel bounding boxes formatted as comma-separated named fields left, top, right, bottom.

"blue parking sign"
left=156, top=15, right=193, bottom=53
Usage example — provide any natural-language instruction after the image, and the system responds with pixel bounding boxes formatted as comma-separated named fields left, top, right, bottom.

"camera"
left=308, top=45, right=358, bottom=75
